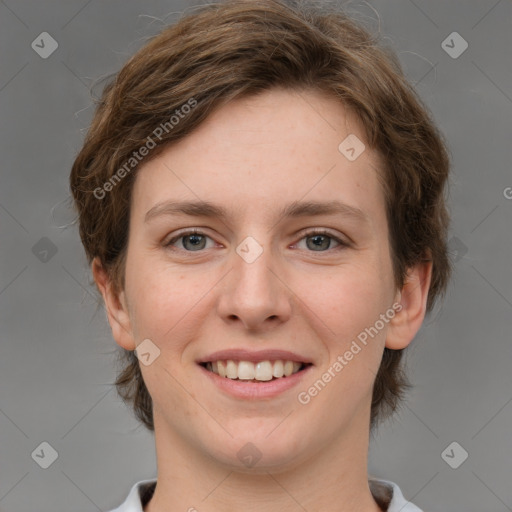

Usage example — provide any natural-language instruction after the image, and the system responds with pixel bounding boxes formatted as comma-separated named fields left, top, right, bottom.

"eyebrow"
left=144, top=199, right=369, bottom=224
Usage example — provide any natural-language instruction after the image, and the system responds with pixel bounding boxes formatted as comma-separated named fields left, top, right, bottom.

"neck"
left=144, top=407, right=384, bottom=512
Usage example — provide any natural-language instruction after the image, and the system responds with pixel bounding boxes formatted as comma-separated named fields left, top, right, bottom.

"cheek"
left=124, top=255, right=213, bottom=348
left=124, top=263, right=211, bottom=404
left=300, top=270, right=390, bottom=403
left=298, top=260, right=393, bottom=405
left=299, top=259, right=392, bottom=339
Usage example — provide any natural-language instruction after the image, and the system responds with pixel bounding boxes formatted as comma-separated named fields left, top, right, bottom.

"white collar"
left=108, top=477, right=423, bottom=512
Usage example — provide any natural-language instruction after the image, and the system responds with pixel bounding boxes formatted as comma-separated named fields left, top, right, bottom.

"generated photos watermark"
left=93, top=97, right=198, bottom=200
left=297, top=302, right=402, bottom=405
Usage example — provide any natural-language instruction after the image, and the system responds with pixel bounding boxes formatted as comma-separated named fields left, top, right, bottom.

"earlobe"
left=91, top=257, right=136, bottom=351
left=385, top=258, right=433, bottom=350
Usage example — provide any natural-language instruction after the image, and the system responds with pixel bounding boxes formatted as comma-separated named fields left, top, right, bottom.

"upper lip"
left=197, top=349, right=314, bottom=364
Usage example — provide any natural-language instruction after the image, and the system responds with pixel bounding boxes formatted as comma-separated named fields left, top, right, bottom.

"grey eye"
left=181, top=233, right=208, bottom=251
left=306, top=234, right=333, bottom=251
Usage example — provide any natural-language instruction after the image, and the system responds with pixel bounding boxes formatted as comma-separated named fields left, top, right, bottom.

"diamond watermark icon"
left=441, top=32, right=468, bottom=59
left=338, top=134, right=365, bottom=161
left=447, top=236, right=468, bottom=263
left=31, top=32, right=59, bottom=59
left=441, top=441, right=468, bottom=469
left=135, top=338, right=161, bottom=366
left=31, top=441, right=59, bottom=469
left=236, top=236, right=263, bottom=264
left=32, top=237, right=58, bottom=263
left=237, top=442, right=262, bottom=468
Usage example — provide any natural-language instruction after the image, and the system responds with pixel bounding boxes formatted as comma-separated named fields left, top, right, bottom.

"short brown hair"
left=70, top=0, right=451, bottom=433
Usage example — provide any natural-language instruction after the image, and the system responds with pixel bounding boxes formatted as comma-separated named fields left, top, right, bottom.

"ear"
left=92, top=257, right=136, bottom=351
left=385, top=256, right=433, bottom=350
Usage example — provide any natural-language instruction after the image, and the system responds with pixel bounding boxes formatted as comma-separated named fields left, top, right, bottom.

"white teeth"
left=238, top=361, right=255, bottom=380
left=272, top=360, right=284, bottom=378
left=226, top=360, right=238, bottom=379
left=217, top=360, right=227, bottom=378
left=255, top=361, right=273, bottom=381
left=205, top=359, right=305, bottom=381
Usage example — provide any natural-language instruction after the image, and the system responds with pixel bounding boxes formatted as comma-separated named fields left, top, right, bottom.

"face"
left=100, top=87, right=425, bottom=473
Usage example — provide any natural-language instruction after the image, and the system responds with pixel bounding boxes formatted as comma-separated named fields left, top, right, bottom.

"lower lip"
left=198, top=364, right=313, bottom=399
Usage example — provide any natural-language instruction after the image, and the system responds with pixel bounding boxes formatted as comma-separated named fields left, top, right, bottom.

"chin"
left=202, top=429, right=310, bottom=474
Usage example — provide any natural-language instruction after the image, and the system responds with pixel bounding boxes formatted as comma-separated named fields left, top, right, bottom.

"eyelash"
left=164, top=228, right=349, bottom=253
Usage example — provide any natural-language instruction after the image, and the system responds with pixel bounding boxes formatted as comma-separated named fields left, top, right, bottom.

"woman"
left=70, top=1, right=451, bottom=510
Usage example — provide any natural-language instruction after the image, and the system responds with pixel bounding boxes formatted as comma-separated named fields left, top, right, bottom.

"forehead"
left=131, top=87, right=387, bottom=229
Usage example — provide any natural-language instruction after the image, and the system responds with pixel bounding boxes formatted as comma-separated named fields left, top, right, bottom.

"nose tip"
left=216, top=240, right=292, bottom=330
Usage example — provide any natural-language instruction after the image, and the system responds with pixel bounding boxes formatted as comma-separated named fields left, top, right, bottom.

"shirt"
left=107, top=477, right=423, bottom=511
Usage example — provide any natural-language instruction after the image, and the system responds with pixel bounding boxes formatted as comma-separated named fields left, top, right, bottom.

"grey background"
left=1, top=0, right=511, bottom=511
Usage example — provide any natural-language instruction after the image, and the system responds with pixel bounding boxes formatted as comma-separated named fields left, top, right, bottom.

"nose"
left=216, top=240, right=293, bottom=332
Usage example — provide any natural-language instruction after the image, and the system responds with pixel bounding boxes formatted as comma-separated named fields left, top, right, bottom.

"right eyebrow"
left=145, top=200, right=229, bottom=223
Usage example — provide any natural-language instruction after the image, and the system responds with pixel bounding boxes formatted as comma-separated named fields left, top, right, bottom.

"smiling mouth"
left=199, top=360, right=312, bottom=382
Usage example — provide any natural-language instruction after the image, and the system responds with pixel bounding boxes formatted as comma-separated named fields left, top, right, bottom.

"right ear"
left=91, top=257, right=136, bottom=351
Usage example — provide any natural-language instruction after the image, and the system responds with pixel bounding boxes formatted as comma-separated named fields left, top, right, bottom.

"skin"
left=93, top=87, right=431, bottom=512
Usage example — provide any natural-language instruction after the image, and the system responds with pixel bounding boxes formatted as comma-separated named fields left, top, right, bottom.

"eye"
left=164, top=229, right=216, bottom=252
left=294, top=229, right=348, bottom=252
left=164, top=228, right=349, bottom=253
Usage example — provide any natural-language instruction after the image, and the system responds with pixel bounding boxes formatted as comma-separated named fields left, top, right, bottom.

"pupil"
left=308, top=234, right=329, bottom=251
left=185, top=234, right=205, bottom=250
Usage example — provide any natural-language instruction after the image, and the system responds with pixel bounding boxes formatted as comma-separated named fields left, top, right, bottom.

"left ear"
left=385, top=254, right=433, bottom=350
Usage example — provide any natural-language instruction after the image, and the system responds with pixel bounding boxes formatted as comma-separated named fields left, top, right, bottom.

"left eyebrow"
left=144, top=199, right=370, bottom=225
left=278, top=199, right=369, bottom=224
